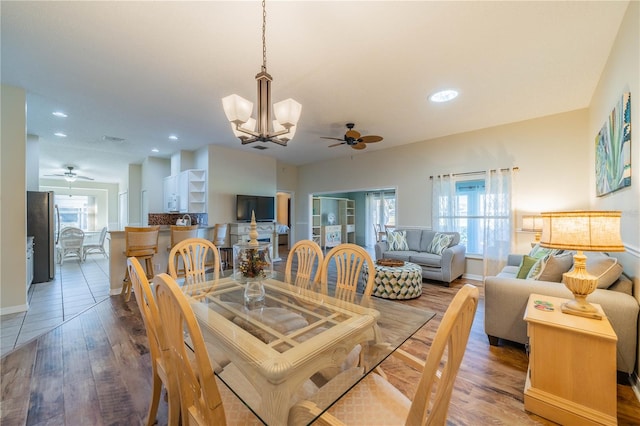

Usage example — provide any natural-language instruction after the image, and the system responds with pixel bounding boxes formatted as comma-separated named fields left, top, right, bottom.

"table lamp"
left=539, top=211, right=624, bottom=320
left=522, top=215, right=543, bottom=242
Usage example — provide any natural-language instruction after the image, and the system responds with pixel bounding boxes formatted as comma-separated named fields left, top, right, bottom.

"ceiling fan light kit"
left=222, top=0, right=301, bottom=147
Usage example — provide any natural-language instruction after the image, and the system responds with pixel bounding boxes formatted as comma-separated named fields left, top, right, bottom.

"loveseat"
left=374, top=229, right=466, bottom=285
left=485, top=250, right=639, bottom=374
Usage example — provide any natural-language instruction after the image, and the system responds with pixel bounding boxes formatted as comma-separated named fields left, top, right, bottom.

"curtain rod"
left=429, top=166, right=518, bottom=179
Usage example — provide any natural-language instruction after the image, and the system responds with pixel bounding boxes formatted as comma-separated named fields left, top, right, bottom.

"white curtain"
left=432, top=169, right=515, bottom=277
left=431, top=174, right=456, bottom=231
left=482, top=168, right=515, bottom=277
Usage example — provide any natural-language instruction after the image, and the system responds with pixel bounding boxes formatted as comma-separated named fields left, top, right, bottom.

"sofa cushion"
left=386, top=230, right=409, bottom=251
left=408, top=252, right=441, bottom=268
left=426, top=233, right=453, bottom=255
left=529, top=243, right=562, bottom=259
left=580, top=252, right=624, bottom=289
left=526, top=255, right=550, bottom=280
left=537, top=252, right=574, bottom=282
left=383, top=250, right=416, bottom=262
left=403, top=229, right=423, bottom=251
left=516, top=255, right=538, bottom=279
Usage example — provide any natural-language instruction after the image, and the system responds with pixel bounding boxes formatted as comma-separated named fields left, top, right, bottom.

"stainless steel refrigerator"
left=27, top=191, right=56, bottom=283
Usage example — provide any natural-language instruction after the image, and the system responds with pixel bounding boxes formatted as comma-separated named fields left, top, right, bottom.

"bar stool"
left=167, top=225, right=199, bottom=276
left=213, top=223, right=232, bottom=270
left=122, top=226, right=160, bottom=302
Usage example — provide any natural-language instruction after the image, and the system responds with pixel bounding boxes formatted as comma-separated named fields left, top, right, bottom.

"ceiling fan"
left=45, top=166, right=94, bottom=182
left=321, top=123, right=383, bottom=150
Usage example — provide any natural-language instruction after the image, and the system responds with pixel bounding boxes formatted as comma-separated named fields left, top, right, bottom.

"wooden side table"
left=523, top=293, right=617, bottom=426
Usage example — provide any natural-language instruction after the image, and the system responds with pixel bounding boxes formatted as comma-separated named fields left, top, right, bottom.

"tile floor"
left=0, top=254, right=110, bottom=356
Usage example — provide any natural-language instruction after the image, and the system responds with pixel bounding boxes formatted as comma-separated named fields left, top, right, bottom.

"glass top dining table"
left=178, top=270, right=435, bottom=426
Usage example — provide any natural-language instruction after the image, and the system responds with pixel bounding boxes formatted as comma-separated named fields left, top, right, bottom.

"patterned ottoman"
left=363, top=261, right=423, bottom=299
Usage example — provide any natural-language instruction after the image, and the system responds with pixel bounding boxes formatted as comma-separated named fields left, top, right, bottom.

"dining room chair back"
left=168, top=237, right=220, bottom=287
left=121, top=226, right=160, bottom=301
left=320, top=243, right=375, bottom=300
left=82, top=226, right=108, bottom=260
left=212, top=223, right=228, bottom=247
left=58, top=226, right=85, bottom=265
left=154, top=273, right=227, bottom=425
left=285, top=239, right=324, bottom=288
left=300, top=284, right=479, bottom=425
left=127, top=257, right=179, bottom=426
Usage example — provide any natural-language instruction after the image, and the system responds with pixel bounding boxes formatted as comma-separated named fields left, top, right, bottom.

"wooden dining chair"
left=122, top=226, right=160, bottom=301
left=293, top=284, right=480, bottom=425
left=166, top=225, right=200, bottom=274
left=127, top=257, right=179, bottom=426
left=320, top=243, right=376, bottom=301
left=153, top=273, right=263, bottom=425
left=168, top=238, right=220, bottom=289
left=285, top=239, right=324, bottom=288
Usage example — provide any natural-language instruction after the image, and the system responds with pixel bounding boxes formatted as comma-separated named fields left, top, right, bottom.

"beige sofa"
left=484, top=251, right=638, bottom=374
left=374, top=229, right=466, bottom=285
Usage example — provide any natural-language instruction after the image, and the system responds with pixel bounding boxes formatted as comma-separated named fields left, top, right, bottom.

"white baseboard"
left=0, top=303, right=29, bottom=315
left=462, top=273, right=483, bottom=282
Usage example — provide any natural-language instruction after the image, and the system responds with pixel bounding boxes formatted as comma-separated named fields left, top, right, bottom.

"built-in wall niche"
left=311, top=196, right=356, bottom=248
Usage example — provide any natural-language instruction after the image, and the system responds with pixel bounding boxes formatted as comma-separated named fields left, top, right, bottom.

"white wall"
left=142, top=156, right=170, bottom=214
left=0, top=85, right=28, bottom=313
left=205, top=145, right=277, bottom=225
left=127, top=163, right=142, bottom=226
left=297, top=108, right=590, bottom=276
left=26, top=134, right=39, bottom=191
left=587, top=1, right=640, bottom=376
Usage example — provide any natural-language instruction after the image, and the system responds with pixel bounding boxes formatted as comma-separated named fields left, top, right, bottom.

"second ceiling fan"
left=321, top=123, right=383, bottom=150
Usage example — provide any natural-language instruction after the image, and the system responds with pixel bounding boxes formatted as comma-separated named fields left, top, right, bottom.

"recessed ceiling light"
left=151, top=148, right=160, bottom=153
left=429, top=89, right=459, bottom=103
left=169, top=135, right=178, bottom=141
left=54, top=132, right=67, bottom=137
left=52, top=111, right=68, bottom=118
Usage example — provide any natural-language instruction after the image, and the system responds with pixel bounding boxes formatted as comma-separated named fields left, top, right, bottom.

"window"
left=55, top=195, right=97, bottom=232
left=455, top=180, right=485, bottom=255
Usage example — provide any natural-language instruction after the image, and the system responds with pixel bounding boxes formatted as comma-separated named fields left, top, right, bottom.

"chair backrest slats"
left=285, top=240, right=324, bottom=287
left=320, top=243, right=375, bottom=299
left=154, top=273, right=227, bottom=425
left=407, top=284, right=479, bottom=425
left=168, top=238, right=220, bottom=286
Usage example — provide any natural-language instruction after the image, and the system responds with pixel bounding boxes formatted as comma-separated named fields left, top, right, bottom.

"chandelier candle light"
left=539, top=211, right=625, bottom=320
left=222, top=0, right=301, bottom=146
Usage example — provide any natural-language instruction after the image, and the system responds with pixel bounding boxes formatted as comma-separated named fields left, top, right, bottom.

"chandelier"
left=222, top=0, right=301, bottom=146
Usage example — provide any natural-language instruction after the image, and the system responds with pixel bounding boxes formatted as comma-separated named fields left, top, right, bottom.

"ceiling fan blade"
left=76, top=175, right=94, bottom=180
left=328, top=142, right=346, bottom=148
left=320, top=137, right=344, bottom=141
left=351, top=143, right=366, bottom=150
left=345, top=130, right=361, bottom=139
left=44, top=173, right=65, bottom=177
left=360, top=135, right=383, bottom=143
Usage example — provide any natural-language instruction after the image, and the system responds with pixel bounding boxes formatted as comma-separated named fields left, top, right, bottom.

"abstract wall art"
left=595, top=92, right=631, bottom=197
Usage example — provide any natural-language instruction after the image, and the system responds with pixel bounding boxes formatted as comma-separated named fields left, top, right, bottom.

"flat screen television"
left=236, top=194, right=275, bottom=222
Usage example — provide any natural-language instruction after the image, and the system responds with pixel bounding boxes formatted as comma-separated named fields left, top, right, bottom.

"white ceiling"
left=1, top=1, right=629, bottom=185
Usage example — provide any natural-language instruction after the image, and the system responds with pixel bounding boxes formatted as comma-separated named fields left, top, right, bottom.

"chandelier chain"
left=262, top=0, right=267, bottom=72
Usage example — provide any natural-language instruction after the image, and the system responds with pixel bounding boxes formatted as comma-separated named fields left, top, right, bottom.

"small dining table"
left=179, top=271, right=435, bottom=425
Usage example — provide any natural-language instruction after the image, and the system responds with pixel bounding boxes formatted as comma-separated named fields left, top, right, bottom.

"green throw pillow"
left=427, top=232, right=453, bottom=255
left=386, top=230, right=409, bottom=251
left=517, top=255, right=538, bottom=279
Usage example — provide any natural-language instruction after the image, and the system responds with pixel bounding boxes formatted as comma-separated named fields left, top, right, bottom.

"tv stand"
left=229, top=222, right=280, bottom=261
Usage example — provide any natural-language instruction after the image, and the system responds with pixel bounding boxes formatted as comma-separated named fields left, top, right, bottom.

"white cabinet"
left=163, top=175, right=179, bottom=212
left=164, top=169, right=207, bottom=213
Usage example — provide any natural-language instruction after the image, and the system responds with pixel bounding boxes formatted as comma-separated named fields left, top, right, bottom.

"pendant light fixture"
left=222, top=0, right=301, bottom=146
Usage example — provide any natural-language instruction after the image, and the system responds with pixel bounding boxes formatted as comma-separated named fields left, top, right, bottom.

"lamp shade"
left=539, top=211, right=624, bottom=252
left=222, top=94, right=253, bottom=125
left=273, top=98, right=302, bottom=128
left=522, top=215, right=543, bottom=232
left=273, top=120, right=296, bottom=140
left=232, top=117, right=256, bottom=138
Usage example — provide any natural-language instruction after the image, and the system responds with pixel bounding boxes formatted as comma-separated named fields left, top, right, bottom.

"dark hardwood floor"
left=2, top=254, right=639, bottom=425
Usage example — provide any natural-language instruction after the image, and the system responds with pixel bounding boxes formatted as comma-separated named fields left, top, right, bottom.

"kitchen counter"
left=107, top=225, right=214, bottom=294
